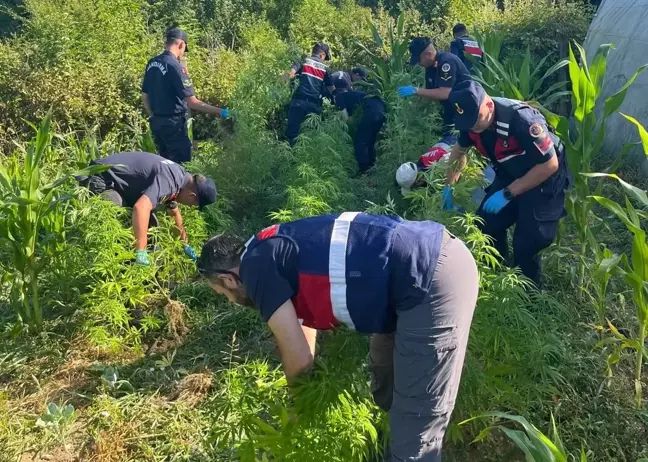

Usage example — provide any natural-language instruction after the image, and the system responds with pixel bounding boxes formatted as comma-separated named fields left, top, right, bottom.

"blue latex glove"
left=135, top=249, right=150, bottom=266
left=183, top=244, right=197, bottom=262
left=482, top=190, right=511, bottom=214
left=397, top=86, right=418, bottom=98
left=220, top=108, right=230, bottom=119
left=441, top=185, right=454, bottom=211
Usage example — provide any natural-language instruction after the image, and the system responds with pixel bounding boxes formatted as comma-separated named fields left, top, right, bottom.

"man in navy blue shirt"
left=443, top=81, right=571, bottom=286
left=198, top=213, right=478, bottom=461
left=450, top=24, right=483, bottom=71
left=333, top=77, right=386, bottom=173
left=142, top=28, right=230, bottom=164
left=79, top=152, right=217, bottom=265
left=398, top=37, right=472, bottom=136
left=284, top=43, right=335, bottom=146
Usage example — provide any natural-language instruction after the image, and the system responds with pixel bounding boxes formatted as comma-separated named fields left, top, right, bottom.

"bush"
left=445, top=0, right=594, bottom=63
left=289, top=0, right=373, bottom=67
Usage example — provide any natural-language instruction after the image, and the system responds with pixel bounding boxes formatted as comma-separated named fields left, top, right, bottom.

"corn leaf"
left=585, top=174, right=648, bottom=208
left=620, top=113, right=648, bottom=156
left=603, top=64, right=648, bottom=119
left=591, top=195, right=640, bottom=232
left=589, top=43, right=614, bottom=99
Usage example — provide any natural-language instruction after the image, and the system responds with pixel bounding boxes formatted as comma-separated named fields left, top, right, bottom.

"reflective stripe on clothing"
left=329, top=212, right=360, bottom=329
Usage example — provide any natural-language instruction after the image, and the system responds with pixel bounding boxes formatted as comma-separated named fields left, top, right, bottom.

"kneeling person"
left=198, top=212, right=479, bottom=461
left=444, top=81, right=571, bottom=286
left=334, top=78, right=386, bottom=173
left=80, top=152, right=217, bottom=265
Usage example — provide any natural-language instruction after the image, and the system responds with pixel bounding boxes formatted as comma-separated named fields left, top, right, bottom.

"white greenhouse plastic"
left=584, top=0, right=648, bottom=166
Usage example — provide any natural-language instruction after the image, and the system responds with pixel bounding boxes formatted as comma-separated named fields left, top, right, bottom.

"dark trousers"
left=354, top=112, right=385, bottom=173
left=81, top=175, right=159, bottom=228
left=369, top=233, right=479, bottom=461
left=477, top=175, right=566, bottom=286
left=286, top=99, right=321, bottom=146
left=440, top=100, right=455, bottom=137
left=149, top=115, right=191, bottom=164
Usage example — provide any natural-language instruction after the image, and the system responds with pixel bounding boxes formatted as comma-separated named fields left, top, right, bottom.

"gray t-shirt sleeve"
left=141, top=164, right=182, bottom=209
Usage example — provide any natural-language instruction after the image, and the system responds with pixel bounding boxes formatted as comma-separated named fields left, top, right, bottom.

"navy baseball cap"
left=166, top=28, right=190, bottom=52
left=194, top=174, right=217, bottom=210
left=448, top=81, right=487, bottom=131
left=313, top=43, right=331, bottom=61
left=408, top=37, right=433, bottom=65
left=351, top=67, right=367, bottom=79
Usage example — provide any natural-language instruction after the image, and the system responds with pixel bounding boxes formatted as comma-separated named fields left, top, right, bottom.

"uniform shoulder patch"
left=529, top=123, right=544, bottom=138
left=441, top=63, right=451, bottom=73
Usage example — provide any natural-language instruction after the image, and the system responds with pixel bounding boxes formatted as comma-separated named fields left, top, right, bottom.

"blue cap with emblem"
left=448, top=80, right=487, bottom=131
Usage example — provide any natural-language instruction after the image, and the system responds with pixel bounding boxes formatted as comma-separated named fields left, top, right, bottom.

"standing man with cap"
left=197, top=212, right=479, bottom=461
left=79, top=152, right=218, bottom=266
left=443, top=81, right=571, bottom=286
left=142, top=28, right=230, bottom=164
left=284, top=43, right=335, bottom=146
left=333, top=77, right=386, bottom=174
left=397, top=37, right=472, bottom=136
left=450, top=23, right=483, bottom=71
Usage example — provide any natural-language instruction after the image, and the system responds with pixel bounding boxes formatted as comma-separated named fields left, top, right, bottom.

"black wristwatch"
left=503, top=187, right=514, bottom=200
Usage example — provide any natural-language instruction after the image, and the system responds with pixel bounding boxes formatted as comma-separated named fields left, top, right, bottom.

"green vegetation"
left=2, top=1, right=648, bottom=461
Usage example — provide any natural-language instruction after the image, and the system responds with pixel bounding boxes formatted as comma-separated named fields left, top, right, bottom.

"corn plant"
left=357, top=12, right=409, bottom=97
left=586, top=114, right=648, bottom=407
left=472, top=47, right=570, bottom=106
left=0, top=112, right=109, bottom=331
left=461, top=412, right=572, bottom=462
left=540, top=43, right=647, bottom=287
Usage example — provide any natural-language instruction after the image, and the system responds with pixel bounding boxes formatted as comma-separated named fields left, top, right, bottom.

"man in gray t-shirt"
left=80, top=152, right=217, bottom=265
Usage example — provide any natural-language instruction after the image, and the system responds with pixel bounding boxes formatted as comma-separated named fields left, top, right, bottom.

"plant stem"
left=29, top=262, right=42, bottom=330
left=636, top=322, right=646, bottom=408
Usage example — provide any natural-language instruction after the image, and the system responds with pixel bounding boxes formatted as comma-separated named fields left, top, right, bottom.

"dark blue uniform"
left=425, top=52, right=471, bottom=136
left=142, top=51, right=195, bottom=163
left=231, top=213, right=478, bottom=460
left=286, top=55, right=333, bottom=145
left=83, top=152, right=189, bottom=227
left=450, top=35, right=483, bottom=71
left=456, top=97, right=570, bottom=286
left=334, top=90, right=386, bottom=172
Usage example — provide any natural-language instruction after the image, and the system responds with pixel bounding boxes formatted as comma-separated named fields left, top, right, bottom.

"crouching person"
left=198, top=212, right=479, bottom=461
left=78, top=151, right=217, bottom=265
left=396, top=135, right=495, bottom=206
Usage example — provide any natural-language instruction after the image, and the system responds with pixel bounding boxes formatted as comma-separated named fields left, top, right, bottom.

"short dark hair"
left=452, top=23, right=467, bottom=36
left=198, top=233, right=246, bottom=280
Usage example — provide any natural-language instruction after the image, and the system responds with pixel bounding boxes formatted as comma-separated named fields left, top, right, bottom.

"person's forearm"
left=169, top=208, right=188, bottom=243
left=507, top=156, right=559, bottom=197
left=415, top=87, right=451, bottom=101
left=187, top=98, right=223, bottom=116
left=446, top=148, right=468, bottom=185
left=301, top=326, right=317, bottom=358
left=132, top=205, right=151, bottom=251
